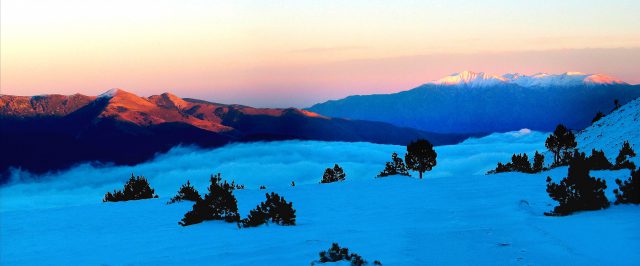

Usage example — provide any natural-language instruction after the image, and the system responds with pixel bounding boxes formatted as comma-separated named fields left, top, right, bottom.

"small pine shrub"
left=487, top=162, right=511, bottom=174
left=511, top=153, right=532, bottom=173
left=239, top=205, right=270, bottom=228
left=321, top=164, right=346, bottom=183
left=614, top=141, right=636, bottom=170
left=532, top=151, right=545, bottom=173
left=587, top=149, right=612, bottom=170
left=487, top=153, right=534, bottom=174
left=167, top=180, right=201, bottom=204
left=613, top=167, right=640, bottom=204
left=545, top=151, right=610, bottom=216
left=103, top=174, right=158, bottom=202
left=315, top=243, right=378, bottom=266
left=377, top=152, right=410, bottom=177
left=591, top=111, right=605, bottom=124
left=239, top=192, right=296, bottom=228
left=179, top=173, right=240, bottom=226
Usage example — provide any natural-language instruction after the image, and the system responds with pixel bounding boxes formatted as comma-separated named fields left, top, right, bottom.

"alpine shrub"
left=545, top=151, right=609, bottom=216
left=613, top=167, right=640, bottom=204
left=179, top=173, right=240, bottom=226
left=103, top=174, right=158, bottom=202
left=167, top=180, right=201, bottom=204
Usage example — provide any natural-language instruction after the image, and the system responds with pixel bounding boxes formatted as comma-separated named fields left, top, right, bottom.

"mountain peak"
left=433, top=71, right=507, bottom=87
left=98, top=88, right=127, bottom=98
left=149, top=92, right=189, bottom=110
left=429, top=71, right=627, bottom=87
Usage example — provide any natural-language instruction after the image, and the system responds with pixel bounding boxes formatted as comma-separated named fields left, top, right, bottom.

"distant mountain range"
left=0, top=89, right=471, bottom=181
left=307, top=71, right=640, bottom=133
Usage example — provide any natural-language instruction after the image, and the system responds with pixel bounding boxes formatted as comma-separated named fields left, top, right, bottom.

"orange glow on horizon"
left=1, top=0, right=639, bottom=107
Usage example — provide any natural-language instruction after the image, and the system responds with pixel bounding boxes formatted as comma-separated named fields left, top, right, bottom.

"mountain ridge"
left=307, top=71, right=640, bottom=133
left=430, top=70, right=627, bottom=88
left=0, top=89, right=474, bottom=181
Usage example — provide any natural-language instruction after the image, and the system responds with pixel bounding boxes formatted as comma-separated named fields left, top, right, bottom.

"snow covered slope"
left=2, top=131, right=639, bottom=265
left=307, top=71, right=640, bottom=133
left=577, top=97, right=640, bottom=162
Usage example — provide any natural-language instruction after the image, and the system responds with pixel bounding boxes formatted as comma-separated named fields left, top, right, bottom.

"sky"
left=1, top=0, right=640, bottom=107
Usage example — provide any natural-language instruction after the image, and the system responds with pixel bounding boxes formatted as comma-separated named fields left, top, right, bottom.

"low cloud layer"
left=1, top=130, right=547, bottom=211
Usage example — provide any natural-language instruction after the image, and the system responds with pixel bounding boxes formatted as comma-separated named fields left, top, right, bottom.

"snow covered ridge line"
left=431, top=70, right=627, bottom=87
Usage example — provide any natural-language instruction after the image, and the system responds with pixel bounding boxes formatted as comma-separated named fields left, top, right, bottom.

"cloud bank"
left=0, top=130, right=547, bottom=211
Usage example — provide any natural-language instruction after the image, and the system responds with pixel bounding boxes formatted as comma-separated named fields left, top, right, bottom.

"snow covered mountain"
left=307, top=71, right=640, bottom=133
left=576, top=97, right=640, bottom=162
left=433, top=70, right=626, bottom=88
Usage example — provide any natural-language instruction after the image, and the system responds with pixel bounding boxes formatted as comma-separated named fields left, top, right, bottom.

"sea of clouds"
left=0, top=129, right=547, bottom=211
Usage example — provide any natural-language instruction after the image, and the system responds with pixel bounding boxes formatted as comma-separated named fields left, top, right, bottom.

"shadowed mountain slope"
left=0, top=89, right=472, bottom=181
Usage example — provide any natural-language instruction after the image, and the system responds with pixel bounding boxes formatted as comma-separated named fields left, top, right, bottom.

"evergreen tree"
left=614, top=141, right=636, bottom=169
left=167, top=180, right=201, bottom=204
left=587, top=149, right=612, bottom=170
left=404, top=139, right=437, bottom=179
left=591, top=111, right=605, bottom=124
left=316, top=243, right=374, bottom=266
left=179, top=173, right=240, bottom=226
left=321, top=164, right=346, bottom=183
left=613, top=167, right=640, bottom=204
left=533, top=151, right=545, bottom=173
left=545, top=151, right=609, bottom=216
left=545, top=124, right=577, bottom=166
left=377, top=152, right=411, bottom=177
left=511, top=153, right=532, bottom=173
left=239, top=204, right=270, bottom=228
left=263, top=192, right=296, bottom=225
left=613, top=99, right=621, bottom=111
left=103, top=174, right=158, bottom=202
left=239, top=192, right=296, bottom=228
left=488, top=153, right=536, bottom=174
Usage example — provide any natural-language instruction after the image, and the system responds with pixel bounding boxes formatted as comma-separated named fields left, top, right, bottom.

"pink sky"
left=1, top=1, right=639, bottom=107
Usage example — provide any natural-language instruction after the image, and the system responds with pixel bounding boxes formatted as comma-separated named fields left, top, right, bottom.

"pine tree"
left=321, top=164, right=346, bottom=183
left=614, top=141, right=636, bottom=169
left=103, top=174, right=158, bottom=202
left=316, top=243, right=374, bottom=266
left=587, top=149, right=612, bottom=170
left=613, top=167, right=640, bottom=204
left=613, top=99, right=621, bottom=111
left=545, top=151, right=609, bottom=216
left=377, top=152, right=411, bottom=177
left=167, top=180, right=201, bottom=204
left=488, top=153, right=536, bottom=174
left=404, top=139, right=437, bottom=179
left=239, top=192, right=296, bottom=228
left=511, top=153, right=532, bottom=173
left=239, top=204, right=269, bottom=228
left=545, top=124, right=577, bottom=166
left=533, top=151, right=545, bottom=173
left=179, top=173, right=240, bottom=226
left=591, top=111, right=605, bottom=124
